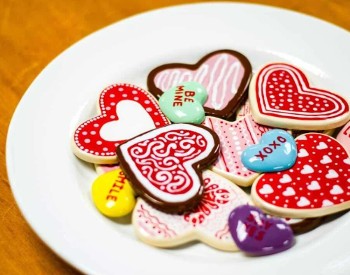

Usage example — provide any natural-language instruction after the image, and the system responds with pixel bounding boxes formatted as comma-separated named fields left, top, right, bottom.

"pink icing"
left=154, top=53, right=245, bottom=111
left=336, top=120, right=350, bottom=153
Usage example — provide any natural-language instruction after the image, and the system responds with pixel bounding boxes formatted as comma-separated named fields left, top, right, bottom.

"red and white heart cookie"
left=147, top=49, right=252, bottom=119
left=202, top=115, right=272, bottom=187
left=249, top=63, right=350, bottom=130
left=132, top=170, right=251, bottom=251
left=117, top=123, right=220, bottom=213
left=72, top=84, right=169, bottom=164
left=251, top=133, right=350, bottom=218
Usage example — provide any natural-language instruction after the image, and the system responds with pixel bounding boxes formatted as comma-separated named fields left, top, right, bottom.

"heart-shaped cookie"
left=251, top=133, right=350, bottom=218
left=72, top=84, right=169, bottom=164
left=91, top=169, right=135, bottom=218
left=159, top=82, right=208, bottom=123
left=202, top=115, right=272, bottom=186
left=228, top=205, right=294, bottom=255
left=250, top=63, right=350, bottom=130
left=241, top=129, right=297, bottom=172
left=148, top=49, right=252, bottom=119
left=132, top=170, right=251, bottom=251
left=117, top=124, right=220, bottom=213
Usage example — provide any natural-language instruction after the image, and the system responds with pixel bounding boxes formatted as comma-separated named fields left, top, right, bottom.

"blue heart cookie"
left=241, top=129, right=297, bottom=172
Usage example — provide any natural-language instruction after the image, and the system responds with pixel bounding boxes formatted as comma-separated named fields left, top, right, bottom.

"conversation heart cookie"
left=159, top=82, right=208, bottom=124
left=72, top=83, right=170, bottom=164
left=228, top=205, right=294, bottom=255
left=251, top=133, right=350, bottom=218
left=91, top=169, right=135, bottom=218
left=132, top=170, right=251, bottom=251
left=336, top=120, right=350, bottom=153
left=241, top=129, right=297, bottom=172
left=249, top=63, right=350, bottom=130
left=117, top=124, right=220, bottom=213
left=148, top=49, right=252, bottom=119
left=202, top=115, right=272, bottom=187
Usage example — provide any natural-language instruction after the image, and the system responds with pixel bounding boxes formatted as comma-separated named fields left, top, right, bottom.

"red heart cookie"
left=202, top=115, right=271, bottom=186
left=251, top=133, right=350, bottom=218
left=117, top=124, right=220, bottom=213
left=147, top=49, right=252, bottom=119
left=72, top=84, right=169, bottom=164
left=250, top=63, right=350, bottom=130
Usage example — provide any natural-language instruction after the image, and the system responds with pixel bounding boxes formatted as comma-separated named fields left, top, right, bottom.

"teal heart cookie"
left=241, top=129, right=297, bottom=172
left=159, top=82, right=208, bottom=124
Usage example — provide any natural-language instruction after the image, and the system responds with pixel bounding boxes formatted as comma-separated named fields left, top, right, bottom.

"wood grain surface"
left=1, top=0, right=349, bottom=273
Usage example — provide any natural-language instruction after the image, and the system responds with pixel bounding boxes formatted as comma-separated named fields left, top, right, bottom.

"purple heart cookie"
left=228, top=205, right=294, bottom=256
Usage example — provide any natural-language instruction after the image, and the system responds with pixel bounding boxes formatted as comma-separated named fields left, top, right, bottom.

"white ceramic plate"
left=7, top=3, right=350, bottom=275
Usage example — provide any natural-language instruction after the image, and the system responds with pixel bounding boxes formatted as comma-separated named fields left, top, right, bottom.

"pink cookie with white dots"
left=251, top=133, right=350, bottom=218
left=202, top=115, right=272, bottom=187
left=249, top=63, right=350, bottom=130
left=72, top=83, right=170, bottom=164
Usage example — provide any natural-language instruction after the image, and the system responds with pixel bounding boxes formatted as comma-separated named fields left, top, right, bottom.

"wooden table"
left=1, top=0, right=349, bottom=273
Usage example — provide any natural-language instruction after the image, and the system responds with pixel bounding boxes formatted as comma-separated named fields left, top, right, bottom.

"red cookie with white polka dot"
left=251, top=133, right=350, bottom=218
left=72, top=83, right=170, bottom=164
left=249, top=63, right=350, bottom=130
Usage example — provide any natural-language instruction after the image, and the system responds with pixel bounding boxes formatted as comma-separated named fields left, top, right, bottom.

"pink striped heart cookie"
left=147, top=49, right=252, bottom=119
left=132, top=170, right=251, bottom=251
left=117, top=124, right=220, bottom=213
left=249, top=63, right=350, bottom=130
left=202, top=115, right=272, bottom=186
left=72, top=84, right=170, bottom=164
left=251, top=133, right=350, bottom=218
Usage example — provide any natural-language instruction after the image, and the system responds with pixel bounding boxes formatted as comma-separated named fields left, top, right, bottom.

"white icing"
left=100, top=100, right=155, bottom=141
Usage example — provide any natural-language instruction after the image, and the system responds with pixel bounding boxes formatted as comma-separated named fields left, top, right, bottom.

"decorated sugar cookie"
left=72, top=84, right=170, bottom=164
left=241, top=129, right=297, bottom=173
left=236, top=99, right=251, bottom=120
left=336, top=120, right=350, bottom=153
left=251, top=133, right=350, bottom=218
left=148, top=49, right=252, bottom=119
left=91, top=169, right=136, bottom=218
left=202, top=115, right=271, bottom=187
left=228, top=205, right=294, bottom=255
left=132, top=170, right=251, bottom=251
left=117, top=124, right=220, bottom=213
left=249, top=63, right=350, bottom=130
left=159, top=82, right=208, bottom=124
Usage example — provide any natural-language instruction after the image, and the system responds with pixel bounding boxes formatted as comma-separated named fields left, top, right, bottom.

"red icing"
left=256, top=63, right=349, bottom=120
left=255, top=133, right=350, bottom=209
left=127, top=129, right=208, bottom=195
left=184, top=177, right=230, bottom=226
left=74, top=84, right=169, bottom=157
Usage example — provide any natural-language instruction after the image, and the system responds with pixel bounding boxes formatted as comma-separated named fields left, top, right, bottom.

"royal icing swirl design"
left=202, top=115, right=271, bottom=186
left=117, top=124, right=220, bottom=213
left=72, top=84, right=169, bottom=164
left=132, top=170, right=251, bottom=251
left=252, top=133, right=350, bottom=218
left=250, top=63, right=350, bottom=130
left=148, top=50, right=252, bottom=118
